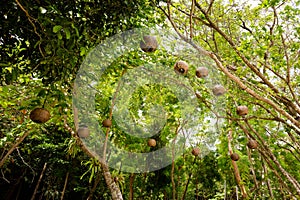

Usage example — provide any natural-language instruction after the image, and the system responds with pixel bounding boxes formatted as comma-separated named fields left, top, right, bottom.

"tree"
left=1, top=0, right=162, bottom=199
left=2, top=0, right=300, bottom=199
left=157, top=0, right=300, bottom=198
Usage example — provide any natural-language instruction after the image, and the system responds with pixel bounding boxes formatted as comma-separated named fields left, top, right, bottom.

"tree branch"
left=0, top=131, right=30, bottom=168
left=228, top=122, right=247, bottom=199
left=31, top=162, right=47, bottom=200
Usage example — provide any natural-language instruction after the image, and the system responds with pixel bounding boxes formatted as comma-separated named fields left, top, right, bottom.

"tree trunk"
left=129, top=173, right=135, bottom=200
left=67, top=102, right=124, bottom=200
left=102, top=163, right=123, bottom=200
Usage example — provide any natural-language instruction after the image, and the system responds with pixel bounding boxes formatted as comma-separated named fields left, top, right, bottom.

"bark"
left=102, top=163, right=123, bottom=200
left=171, top=125, right=180, bottom=200
left=181, top=172, right=192, bottom=200
left=129, top=173, right=135, bottom=200
left=171, top=151, right=176, bottom=200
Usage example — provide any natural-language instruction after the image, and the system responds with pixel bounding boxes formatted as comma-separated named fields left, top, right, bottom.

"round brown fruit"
left=148, top=139, right=156, bottom=147
left=230, top=153, right=239, bottom=161
left=29, top=108, right=51, bottom=123
left=102, top=119, right=112, bottom=127
left=212, top=85, right=226, bottom=96
left=77, top=126, right=90, bottom=138
left=192, top=147, right=200, bottom=156
left=237, top=105, right=249, bottom=116
left=196, top=67, right=209, bottom=78
left=140, top=35, right=158, bottom=53
left=247, top=139, right=258, bottom=149
left=174, top=60, right=189, bottom=75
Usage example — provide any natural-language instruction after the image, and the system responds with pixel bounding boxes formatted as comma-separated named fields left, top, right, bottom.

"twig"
left=181, top=156, right=197, bottom=200
left=60, top=172, right=69, bottom=200
left=87, top=171, right=101, bottom=200
left=189, top=0, right=195, bottom=39
left=244, top=120, right=300, bottom=195
left=239, top=19, right=253, bottom=35
left=70, top=85, right=124, bottom=200
left=207, top=0, right=215, bottom=13
left=15, top=0, right=44, bottom=57
left=258, top=149, right=295, bottom=197
left=1, top=169, right=10, bottom=183
left=16, top=147, right=36, bottom=183
left=224, top=180, right=226, bottom=200
left=161, top=1, right=300, bottom=131
left=262, top=160, right=274, bottom=199
left=103, top=69, right=126, bottom=161
left=169, top=3, right=211, bottom=27
left=171, top=122, right=181, bottom=200
left=246, top=147, right=260, bottom=196
left=31, top=162, right=47, bottom=200
left=195, top=2, right=280, bottom=95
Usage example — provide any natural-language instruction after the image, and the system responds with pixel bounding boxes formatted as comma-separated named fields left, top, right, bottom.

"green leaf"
left=53, top=25, right=62, bottom=33
left=80, top=47, right=86, bottom=56
left=57, top=32, right=63, bottom=40
left=5, top=67, right=13, bottom=73
left=65, top=28, right=71, bottom=40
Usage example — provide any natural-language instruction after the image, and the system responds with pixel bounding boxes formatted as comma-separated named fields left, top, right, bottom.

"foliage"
left=1, top=0, right=300, bottom=200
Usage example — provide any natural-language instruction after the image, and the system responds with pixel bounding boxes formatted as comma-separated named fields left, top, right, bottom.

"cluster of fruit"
left=29, top=107, right=112, bottom=139
left=140, top=35, right=259, bottom=157
left=229, top=105, right=258, bottom=161
left=191, top=106, right=258, bottom=160
left=28, top=35, right=258, bottom=157
left=77, top=119, right=112, bottom=138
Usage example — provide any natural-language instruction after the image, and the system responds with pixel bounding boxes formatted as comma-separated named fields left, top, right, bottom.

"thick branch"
left=228, top=123, right=247, bottom=199
left=160, top=3, right=300, bottom=131
left=194, top=2, right=280, bottom=95
left=244, top=120, right=300, bottom=195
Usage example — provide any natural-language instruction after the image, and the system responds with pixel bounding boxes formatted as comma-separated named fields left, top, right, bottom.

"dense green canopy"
left=1, top=0, right=300, bottom=199
left=0, top=0, right=161, bottom=84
